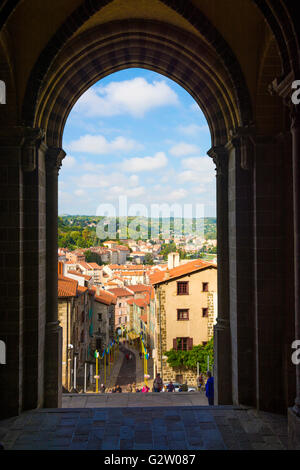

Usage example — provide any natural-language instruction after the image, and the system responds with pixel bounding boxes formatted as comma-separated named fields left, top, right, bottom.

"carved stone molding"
left=228, top=125, right=256, bottom=171
left=0, top=126, right=44, bottom=171
left=46, top=147, right=66, bottom=175
left=22, top=128, right=45, bottom=172
left=207, top=146, right=228, bottom=178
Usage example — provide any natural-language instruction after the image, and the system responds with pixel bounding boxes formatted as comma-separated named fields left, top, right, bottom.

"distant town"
left=58, top=215, right=217, bottom=393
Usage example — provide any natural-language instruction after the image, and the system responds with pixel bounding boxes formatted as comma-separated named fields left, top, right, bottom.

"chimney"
left=168, top=252, right=180, bottom=269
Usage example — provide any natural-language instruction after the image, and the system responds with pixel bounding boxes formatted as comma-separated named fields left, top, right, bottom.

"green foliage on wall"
left=164, top=338, right=214, bottom=372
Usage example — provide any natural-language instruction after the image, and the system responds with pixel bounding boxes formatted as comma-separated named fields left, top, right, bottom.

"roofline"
left=152, top=264, right=217, bottom=286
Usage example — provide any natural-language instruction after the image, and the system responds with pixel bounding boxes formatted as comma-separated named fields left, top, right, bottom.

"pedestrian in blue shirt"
left=205, top=371, right=214, bottom=405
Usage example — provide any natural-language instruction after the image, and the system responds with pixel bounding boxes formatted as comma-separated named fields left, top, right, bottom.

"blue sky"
left=59, top=68, right=216, bottom=217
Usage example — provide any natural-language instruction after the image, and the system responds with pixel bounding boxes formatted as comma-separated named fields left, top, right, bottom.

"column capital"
left=0, top=126, right=45, bottom=171
left=268, top=71, right=295, bottom=105
left=226, top=125, right=256, bottom=170
left=46, top=147, right=66, bottom=175
left=207, top=145, right=228, bottom=178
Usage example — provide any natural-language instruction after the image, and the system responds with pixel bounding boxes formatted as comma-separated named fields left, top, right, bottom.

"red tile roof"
left=67, top=270, right=92, bottom=280
left=77, top=285, right=88, bottom=293
left=108, top=287, right=134, bottom=297
left=94, top=289, right=117, bottom=306
left=151, top=259, right=216, bottom=285
left=127, top=284, right=152, bottom=293
left=58, top=275, right=78, bottom=298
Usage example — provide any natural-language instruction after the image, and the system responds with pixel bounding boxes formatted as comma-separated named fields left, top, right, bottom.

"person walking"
left=153, top=373, right=163, bottom=392
left=141, top=384, right=149, bottom=393
left=179, top=382, right=188, bottom=392
left=167, top=380, right=175, bottom=392
left=197, top=373, right=204, bottom=391
left=205, top=371, right=214, bottom=405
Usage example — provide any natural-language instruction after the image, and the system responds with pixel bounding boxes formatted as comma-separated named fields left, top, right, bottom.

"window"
left=202, top=282, right=209, bottom=292
left=118, top=317, right=122, bottom=324
left=176, top=374, right=183, bottom=384
left=177, top=281, right=189, bottom=295
left=177, top=309, right=189, bottom=321
left=202, top=308, right=208, bottom=317
left=173, top=337, right=193, bottom=351
left=119, top=303, right=122, bottom=308
left=98, top=313, right=102, bottom=322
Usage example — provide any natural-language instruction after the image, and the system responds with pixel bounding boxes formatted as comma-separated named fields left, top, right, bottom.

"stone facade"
left=153, top=265, right=217, bottom=385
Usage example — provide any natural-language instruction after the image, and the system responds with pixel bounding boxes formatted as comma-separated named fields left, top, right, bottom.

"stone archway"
left=20, top=17, right=255, bottom=412
left=1, top=4, right=300, bottom=449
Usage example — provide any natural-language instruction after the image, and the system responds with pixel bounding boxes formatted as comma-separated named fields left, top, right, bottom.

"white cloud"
left=181, top=156, right=214, bottom=173
left=81, top=162, right=105, bottom=172
left=120, top=152, right=168, bottom=173
left=106, top=185, right=145, bottom=200
left=190, top=102, right=200, bottom=112
left=62, top=155, right=76, bottom=168
left=169, top=142, right=201, bottom=157
left=129, top=175, right=139, bottom=186
left=78, top=174, right=110, bottom=188
left=73, top=77, right=179, bottom=118
left=178, top=156, right=215, bottom=184
left=67, top=134, right=141, bottom=154
left=164, top=188, right=188, bottom=201
left=178, top=123, right=209, bottom=136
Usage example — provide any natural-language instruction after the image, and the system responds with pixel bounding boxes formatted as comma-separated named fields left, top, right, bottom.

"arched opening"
left=58, top=67, right=217, bottom=395
left=1, top=4, right=299, bottom=449
left=24, top=18, right=254, bottom=412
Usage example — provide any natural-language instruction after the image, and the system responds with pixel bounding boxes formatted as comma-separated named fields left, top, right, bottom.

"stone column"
left=44, top=147, right=65, bottom=408
left=0, top=126, right=43, bottom=418
left=208, top=146, right=232, bottom=404
left=226, top=131, right=256, bottom=407
left=287, top=104, right=300, bottom=449
left=23, top=134, right=48, bottom=411
left=252, top=136, right=288, bottom=412
left=291, top=106, right=300, bottom=418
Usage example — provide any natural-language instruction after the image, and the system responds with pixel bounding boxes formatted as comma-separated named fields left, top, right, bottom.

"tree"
left=144, top=253, right=154, bottom=265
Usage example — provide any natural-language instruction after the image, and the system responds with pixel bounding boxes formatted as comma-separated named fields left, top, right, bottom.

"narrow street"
left=115, top=344, right=136, bottom=387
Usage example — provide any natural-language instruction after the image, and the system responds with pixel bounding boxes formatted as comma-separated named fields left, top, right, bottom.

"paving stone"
left=120, top=439, right=134, bottom=450
left=102, top=437, right=120, bottom=449
left=134, top=443, right=153, bottom=450
left=0, top=403, right=288, bottom=451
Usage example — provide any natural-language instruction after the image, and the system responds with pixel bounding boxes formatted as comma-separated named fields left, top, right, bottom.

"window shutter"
left=173, top=338, right=177, bottom=350
left=188, top=337, right=193, bottom=350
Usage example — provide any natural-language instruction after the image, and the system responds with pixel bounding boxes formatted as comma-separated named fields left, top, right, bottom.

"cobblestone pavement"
left=0, top=403, right=288, bottom=450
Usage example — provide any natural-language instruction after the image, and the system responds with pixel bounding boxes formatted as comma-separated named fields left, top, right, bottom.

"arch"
left=25, top=19, right=253, bottom=150
left=22, top=2, right=253, bottom=144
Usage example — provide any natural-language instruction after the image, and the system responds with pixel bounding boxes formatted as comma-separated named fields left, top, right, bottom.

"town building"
left=57, top=272, right=92, bottom=391
left=90, top=288, right=116, bottom=354
left=152, top=258, right=217, bottom=386
left=107, top=287, right=135, bottom=331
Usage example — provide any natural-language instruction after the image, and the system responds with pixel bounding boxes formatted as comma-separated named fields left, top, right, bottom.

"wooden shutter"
left=173, top=338, right=177, bottom=350
left=188, top=337, right=193, bottom=350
